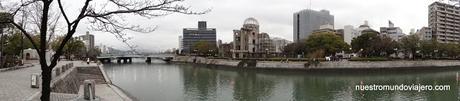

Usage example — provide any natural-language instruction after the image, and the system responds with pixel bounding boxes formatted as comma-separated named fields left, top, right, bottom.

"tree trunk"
left=40, top=67, right=52, bottom=101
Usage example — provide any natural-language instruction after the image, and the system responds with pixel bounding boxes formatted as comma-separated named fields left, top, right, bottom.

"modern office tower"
left=77, top=31, right=95, bottom=50
left=429, top=2, right=460, bottom=43
left=380, top=21, right=405, bottom=41
left=182, top=21, right=217, bottom=54
left=293, top=9, right=334, bottom=42
left=232, top=17, right=261, bottom=58
left=415, top=27, right=433, bottom=41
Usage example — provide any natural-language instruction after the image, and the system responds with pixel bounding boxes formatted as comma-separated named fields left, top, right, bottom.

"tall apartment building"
left=77, top=31, right=95, bottom=50
left=182, top=21, right=217, bottom=54
left=429, top=2, right=460, bottom=43
left=293, top=9, right=334, bottom=42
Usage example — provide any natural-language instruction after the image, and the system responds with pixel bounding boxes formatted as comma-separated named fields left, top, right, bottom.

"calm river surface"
left=104, top=60, right=460, bottom=101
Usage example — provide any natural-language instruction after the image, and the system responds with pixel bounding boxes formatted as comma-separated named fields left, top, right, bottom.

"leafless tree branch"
left=2, top=0, right=208, bottom=100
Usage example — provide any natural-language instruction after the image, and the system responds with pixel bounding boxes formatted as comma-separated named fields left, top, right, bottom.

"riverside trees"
left=283, top=29, right=460, bottom=60
left=352, top=33, right=460, bottom=59
left=351, top=31, right=398, bottom=57
left=192, top=41, right=217, bottom=57
left=283, top=32, right=349, bottom=58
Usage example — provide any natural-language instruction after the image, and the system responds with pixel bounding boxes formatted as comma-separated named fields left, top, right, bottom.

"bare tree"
left=1, top=0, right=207, bottom=100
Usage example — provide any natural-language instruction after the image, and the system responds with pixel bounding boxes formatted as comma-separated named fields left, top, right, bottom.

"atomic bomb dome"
left=243, top=17, right=259, bottom=26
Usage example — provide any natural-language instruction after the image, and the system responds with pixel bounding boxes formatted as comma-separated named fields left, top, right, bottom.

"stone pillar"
left=62, top=65, right=66, bottom=72
left=31, top=73, right=40, bottom=88
left=83, top=80, right=96, bottom=100
left=55, top=67, right=61, bottom=76
left=123, top=58, right=127, bottom=63
left=146, top=57, right=152, bottom=63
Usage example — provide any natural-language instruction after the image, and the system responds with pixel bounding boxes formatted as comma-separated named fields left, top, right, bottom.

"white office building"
left=380, top=21, right=406, bottom=41
left=343, top=25, right=359, bottom=45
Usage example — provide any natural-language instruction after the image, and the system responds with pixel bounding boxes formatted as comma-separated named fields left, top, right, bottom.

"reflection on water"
left=104, top=60, right=460, bottom=101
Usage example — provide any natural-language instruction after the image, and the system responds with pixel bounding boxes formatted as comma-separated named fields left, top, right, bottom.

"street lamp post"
left=434, top=49, right=439, bottom=59
left=208, top=50, right=212, bottom=57
left=193, top=49, right=198, bottom=56
left=394, top=48, right=398, bottom=58
left=265, top=48, right=269, bottom=59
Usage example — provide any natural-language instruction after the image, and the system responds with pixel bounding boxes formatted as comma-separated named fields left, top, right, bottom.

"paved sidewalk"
left=0, top=61, right=73, bottom=101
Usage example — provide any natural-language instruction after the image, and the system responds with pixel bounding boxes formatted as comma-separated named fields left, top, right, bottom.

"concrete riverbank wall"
left=173, top=56, right=460, bottom=70
left=51, top=64, right=107, bottom=93
left=28, top=62, right=133, bottom=101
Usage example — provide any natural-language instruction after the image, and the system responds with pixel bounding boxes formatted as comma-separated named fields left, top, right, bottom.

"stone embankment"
left=173, top=56, right=460, bottom=70
left=27, top=62, right=133, bottom=101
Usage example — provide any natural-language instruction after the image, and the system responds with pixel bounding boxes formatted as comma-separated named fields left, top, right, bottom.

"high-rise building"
left=415, top=27, right=433, bottom=41
left=380, top=21, right=405, bottom=41
left=429, top=2, right=460, bottom=43
left=293, top=9, right=334, bottom=42
left=77, top=31, right=95, bottom=50
left=182, top=21, right=217, bottom=54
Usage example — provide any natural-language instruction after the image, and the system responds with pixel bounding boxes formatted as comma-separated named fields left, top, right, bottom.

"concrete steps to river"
left=24, top=61, right=132, bottom=101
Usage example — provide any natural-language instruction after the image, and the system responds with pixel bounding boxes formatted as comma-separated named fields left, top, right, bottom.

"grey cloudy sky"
left=5, top=0, right=446, bottom=52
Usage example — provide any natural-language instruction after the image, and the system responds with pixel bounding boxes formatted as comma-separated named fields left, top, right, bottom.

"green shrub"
left=349, top=57, right=390, bottom=61
left=235, top=58, right=326, bottom=62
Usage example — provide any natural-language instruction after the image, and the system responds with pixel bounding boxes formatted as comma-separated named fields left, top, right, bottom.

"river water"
left=103, top=60, right=460, bottom=101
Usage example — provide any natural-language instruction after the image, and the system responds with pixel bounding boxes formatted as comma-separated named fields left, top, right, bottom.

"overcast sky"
left=4, top=0, right=449, bottom=52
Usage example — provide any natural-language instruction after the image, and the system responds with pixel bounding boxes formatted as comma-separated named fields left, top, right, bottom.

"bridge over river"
left=97, top=54, right=175, bottom=63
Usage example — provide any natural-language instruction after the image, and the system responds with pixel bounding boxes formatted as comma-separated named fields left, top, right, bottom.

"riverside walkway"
left=0, top=61, right=74, bottom=101
left=0, top=61, right=131, bottom=101
left=0, top=62, right=40, bottom=101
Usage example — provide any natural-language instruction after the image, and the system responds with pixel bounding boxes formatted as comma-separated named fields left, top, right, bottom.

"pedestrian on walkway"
left=87, top=58, right=90, bottom=65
